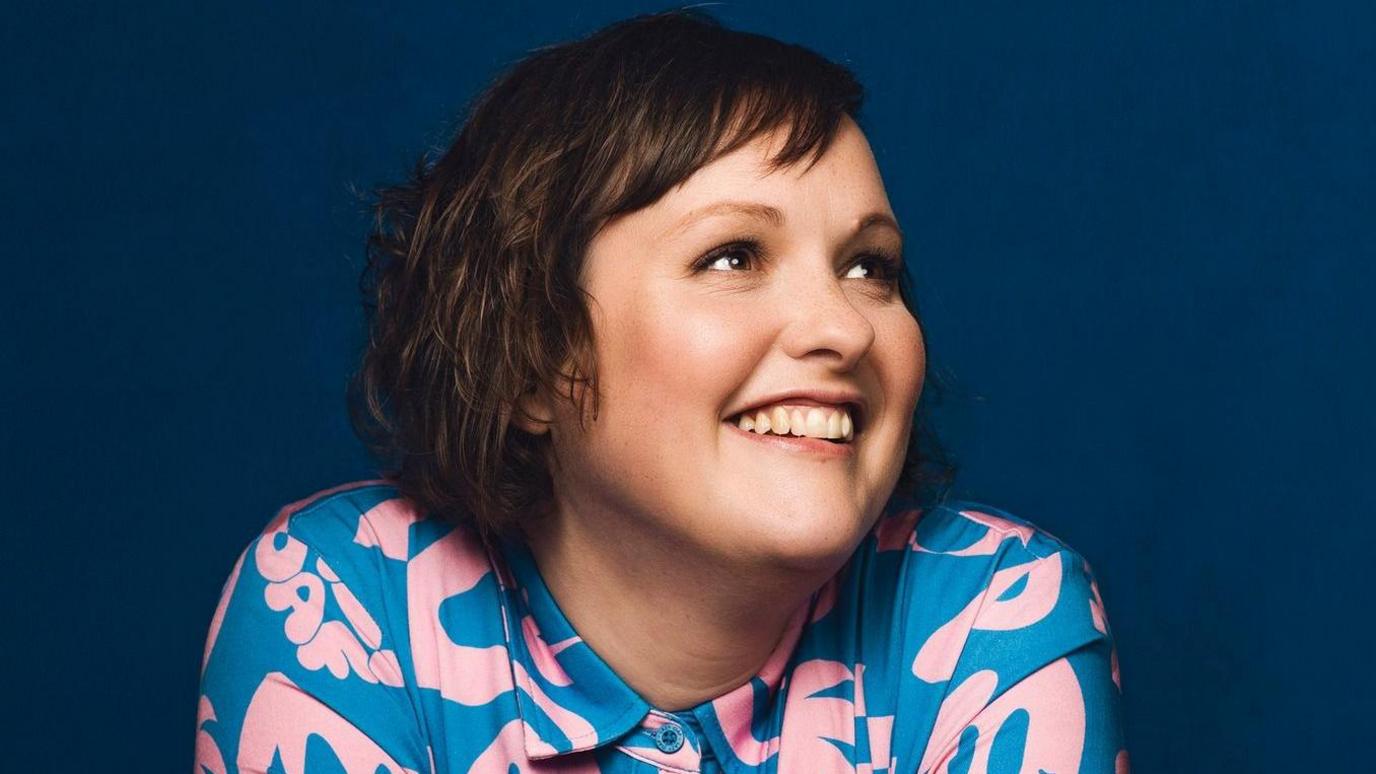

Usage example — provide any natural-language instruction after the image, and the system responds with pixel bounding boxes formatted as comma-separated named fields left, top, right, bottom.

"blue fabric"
left=195, top=481, right=1128, bottom=773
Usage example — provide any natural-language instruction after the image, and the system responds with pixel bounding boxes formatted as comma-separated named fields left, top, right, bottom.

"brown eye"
left=846, top=251, right=903, bottom=285
left=692, top=240, right=762, bottom=273
left=692, top=239, right=903, bottom=289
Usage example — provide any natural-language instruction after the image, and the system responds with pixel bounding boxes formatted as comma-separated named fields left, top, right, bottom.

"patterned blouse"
left=194, top=480, right=1129, bottom=773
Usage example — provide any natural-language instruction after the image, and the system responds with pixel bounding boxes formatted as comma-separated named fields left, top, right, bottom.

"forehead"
left=613, top=117, right=892, bottom=240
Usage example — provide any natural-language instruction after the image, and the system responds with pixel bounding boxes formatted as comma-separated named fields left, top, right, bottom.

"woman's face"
left=524, top=116, right=925, bottom=574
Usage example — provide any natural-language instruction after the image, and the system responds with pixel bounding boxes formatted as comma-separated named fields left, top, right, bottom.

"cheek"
left=877, top=309, right=926, bottom=409
left=600, top=289, right=760, bottom=427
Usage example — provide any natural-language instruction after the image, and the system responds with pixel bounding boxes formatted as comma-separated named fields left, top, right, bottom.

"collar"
left=489, top=534, right=650, bottom=758
left=687, top=594, right=816, bottom=774
left=488, top=533, right=823, bottom=769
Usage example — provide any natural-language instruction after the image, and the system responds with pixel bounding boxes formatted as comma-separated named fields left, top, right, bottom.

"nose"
left=776, top=264, right=877, bottom=371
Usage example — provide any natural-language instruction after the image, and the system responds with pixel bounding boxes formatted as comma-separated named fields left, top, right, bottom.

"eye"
left=844, top=250, right=904, bottom=286
left=691, top=239, right=904, bottom=289
left=692, top=239, right=763, bottom=273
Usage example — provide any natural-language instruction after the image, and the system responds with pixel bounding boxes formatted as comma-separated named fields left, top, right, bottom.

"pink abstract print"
left=891, top=506, right=1129, bottom=774
left=236, top=673, right=421, bottom=774
left=256, top=520, right=404, bottom=687
left=405, top=528, right=513, bottom=707
left=196, top=483, right=1128, bottom=772
left=911, top=552, right=1064, bottom=684
left=774, top=660, right=897, bottom=774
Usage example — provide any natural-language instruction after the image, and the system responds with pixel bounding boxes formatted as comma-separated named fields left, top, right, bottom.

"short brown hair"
left=348, top=7, right=956, bottom=547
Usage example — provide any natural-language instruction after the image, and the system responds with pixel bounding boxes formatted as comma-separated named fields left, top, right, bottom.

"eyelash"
left=690, top=238, right=904, bottom=287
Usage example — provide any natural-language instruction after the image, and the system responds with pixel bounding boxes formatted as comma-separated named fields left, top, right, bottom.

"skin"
left=513, top=114, right=926, bottom=711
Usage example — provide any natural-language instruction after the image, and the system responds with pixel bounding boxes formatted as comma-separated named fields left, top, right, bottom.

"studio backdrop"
left=3, top=1, right=1371, bottom=771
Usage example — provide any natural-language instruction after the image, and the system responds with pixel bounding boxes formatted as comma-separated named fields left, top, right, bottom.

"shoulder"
left=213, top=477, right=502, bottom=695
left=231, top=478, right=437, bottom=647
left=240, top=478, right=510, bottom=630
left=865, top=497, right=1128, bottom=772
left=873, top=492, right=1084, bottom=565
left=264, top=479, right=416, bottom=555
left=248, top=478, right=480, bottom=568
left=245, top=478, right=510, bottom=648
left=867, top=492, right=1113, bottom=680
left=197, top=479, right=443, bottom=769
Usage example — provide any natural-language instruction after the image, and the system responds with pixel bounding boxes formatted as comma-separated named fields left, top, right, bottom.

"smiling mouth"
left=720, top=419, right=859, bottom=455
left=721, top=401, right=865, bottom=451
left=723, top=404, right=864, bottom=444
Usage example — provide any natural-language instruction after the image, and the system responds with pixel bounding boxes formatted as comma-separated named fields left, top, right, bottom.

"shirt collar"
left=489, top=533, right=650, bottom=758
left=488, top=532, right=825, bottom=767
left=687, top=594, right=817, bottom=774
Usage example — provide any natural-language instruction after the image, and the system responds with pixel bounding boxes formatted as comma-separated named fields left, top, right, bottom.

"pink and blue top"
left=195, top=480, right=1129, bottom=773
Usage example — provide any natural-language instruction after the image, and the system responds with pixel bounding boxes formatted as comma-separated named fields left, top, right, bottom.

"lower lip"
left=722, top=420, right=857, bottom=457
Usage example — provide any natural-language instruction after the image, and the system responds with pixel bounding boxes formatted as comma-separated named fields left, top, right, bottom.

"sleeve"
left=193, top=509, right=432, bottom=774
left=916, top=548, right=1130, bottom=774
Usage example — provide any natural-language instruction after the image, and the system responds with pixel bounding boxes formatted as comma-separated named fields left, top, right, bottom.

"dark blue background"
left=5, top=1, right=1371, bottom=770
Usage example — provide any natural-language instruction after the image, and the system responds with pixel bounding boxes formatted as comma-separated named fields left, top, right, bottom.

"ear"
left=509, top=386, right=555, bottom=436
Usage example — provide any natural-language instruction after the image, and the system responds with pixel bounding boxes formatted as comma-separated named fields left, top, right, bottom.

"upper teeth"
left=733, top=405, right=854, bottom=442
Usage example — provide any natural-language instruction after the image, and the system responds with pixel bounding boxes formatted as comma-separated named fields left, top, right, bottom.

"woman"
left=195, top=8, right=1128, bottom=773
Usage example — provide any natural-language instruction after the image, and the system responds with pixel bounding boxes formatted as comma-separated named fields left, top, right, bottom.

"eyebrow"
left=667, top=200, right=904, bottom=242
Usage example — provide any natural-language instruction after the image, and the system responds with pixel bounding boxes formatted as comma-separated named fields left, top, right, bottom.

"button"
left=653, top=722, right=685, bottom=753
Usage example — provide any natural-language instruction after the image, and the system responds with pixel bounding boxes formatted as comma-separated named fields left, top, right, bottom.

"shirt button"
left=653, top=722, right=685, bottom=753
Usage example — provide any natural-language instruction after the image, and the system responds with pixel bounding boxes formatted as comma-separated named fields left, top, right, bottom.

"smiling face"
left=519, top=116, right=926, bottom=574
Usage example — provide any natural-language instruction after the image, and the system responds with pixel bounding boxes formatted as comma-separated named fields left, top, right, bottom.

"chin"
left=724, top=496, right=871, bottom=573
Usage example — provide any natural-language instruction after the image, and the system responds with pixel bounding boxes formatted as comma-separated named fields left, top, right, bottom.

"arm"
left=194, top=513, right=431, bottom=774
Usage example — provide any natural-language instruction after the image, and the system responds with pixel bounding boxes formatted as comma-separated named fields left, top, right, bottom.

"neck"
left=521, top=501, right=829, bottom=712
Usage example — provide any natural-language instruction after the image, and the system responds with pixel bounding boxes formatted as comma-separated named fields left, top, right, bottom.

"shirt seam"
left=937, top=501, right=1069, bottom=561
left=283, top=487, right=435, bottom=771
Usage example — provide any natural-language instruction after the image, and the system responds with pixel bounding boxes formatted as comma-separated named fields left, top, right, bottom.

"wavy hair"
left=348, top=7, right=957, bottom=547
